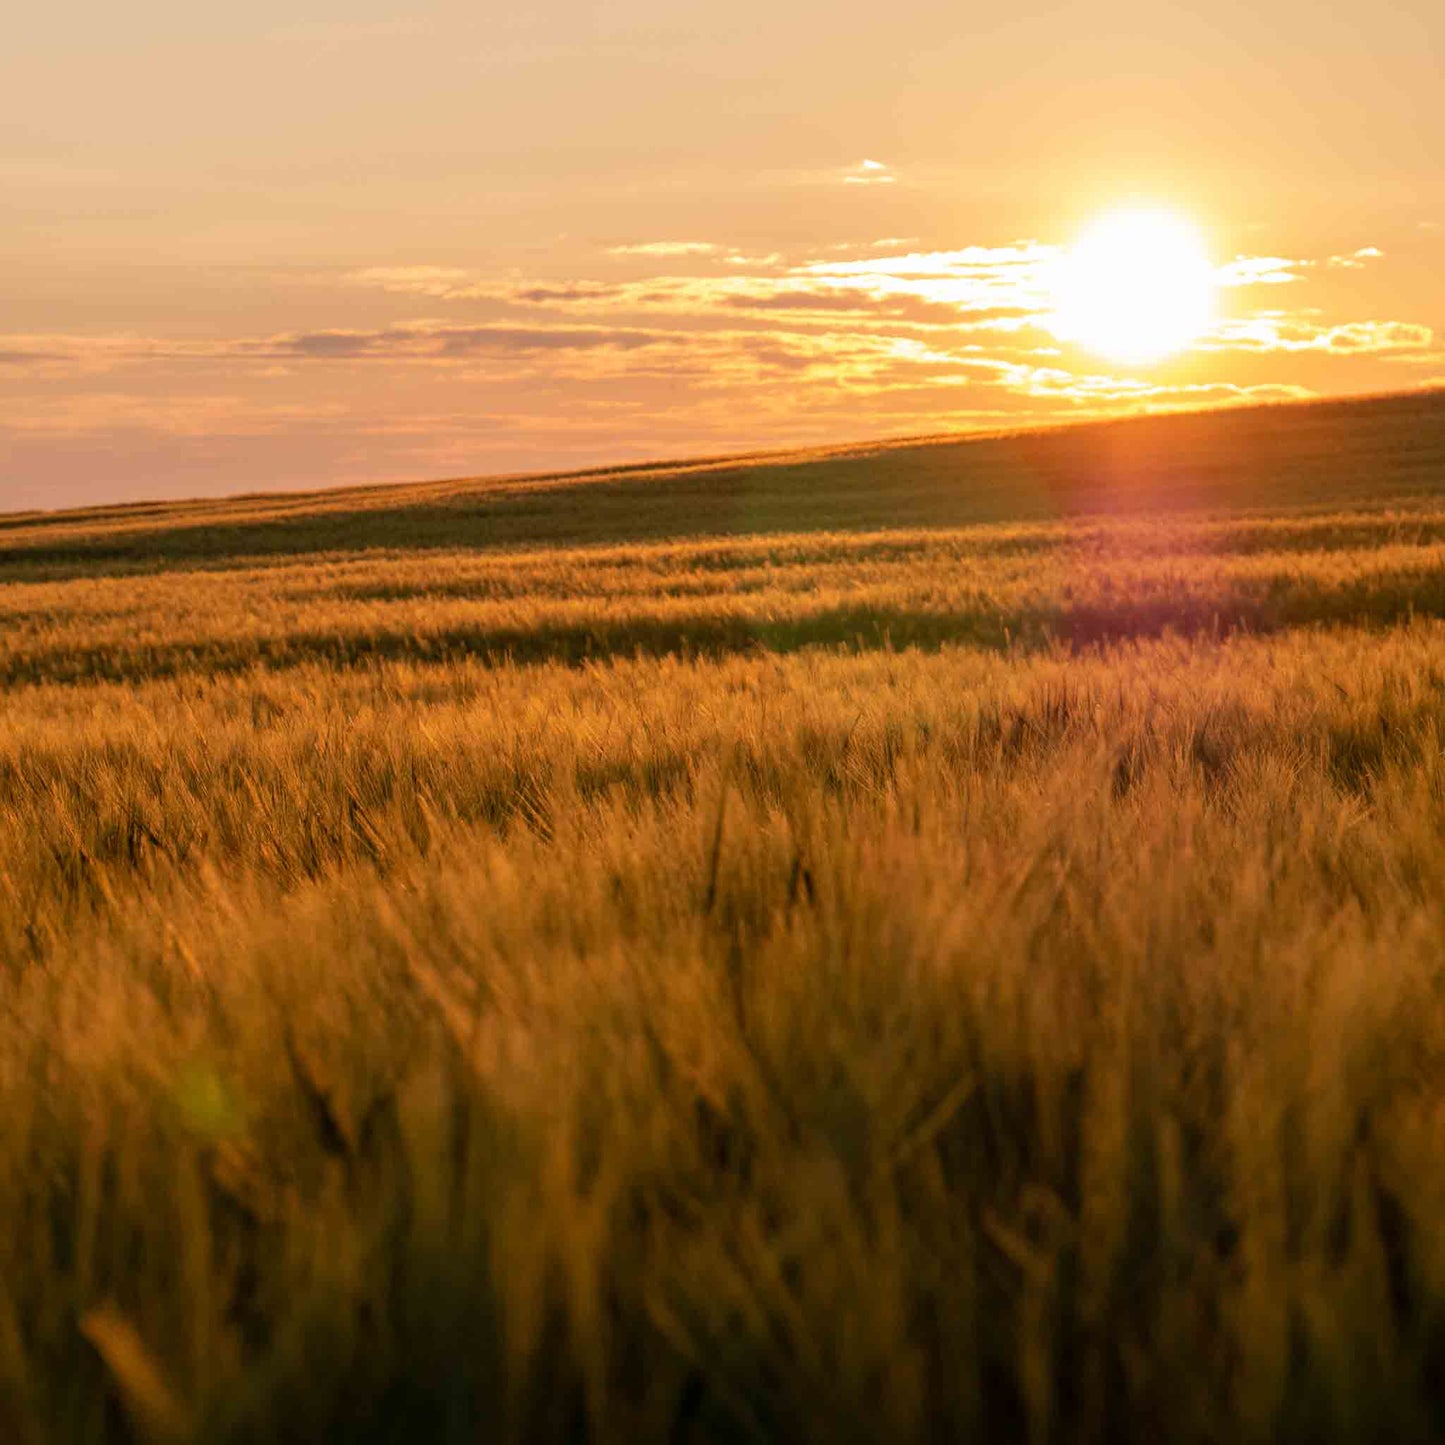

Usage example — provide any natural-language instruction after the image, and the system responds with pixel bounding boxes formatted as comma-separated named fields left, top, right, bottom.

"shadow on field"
left=4, top=392, right=1444, bottom=582
left=11, top=567, right=1445, bottom=686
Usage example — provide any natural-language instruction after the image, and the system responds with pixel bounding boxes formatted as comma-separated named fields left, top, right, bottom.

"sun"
left=1050, top=208, right=1217, bottom=365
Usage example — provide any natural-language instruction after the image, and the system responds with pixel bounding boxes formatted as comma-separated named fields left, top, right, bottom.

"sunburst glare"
left=1050, top=208, right=1217, bottom=365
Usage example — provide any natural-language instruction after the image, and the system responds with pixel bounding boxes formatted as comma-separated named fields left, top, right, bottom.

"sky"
left=2, top=0, right=1442, bottom=511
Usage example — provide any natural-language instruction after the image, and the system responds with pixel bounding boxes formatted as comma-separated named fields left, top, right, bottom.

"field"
left=3, top=391, right=1445, bottom=1443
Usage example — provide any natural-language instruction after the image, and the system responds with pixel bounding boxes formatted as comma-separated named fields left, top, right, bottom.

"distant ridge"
left=3, top=388, right=1444, bottom=579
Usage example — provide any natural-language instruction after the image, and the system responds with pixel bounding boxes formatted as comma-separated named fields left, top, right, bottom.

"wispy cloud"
left=14, top=238, right=1428, bottom=389
left=1217, top=246, right=1386, bottom=286
left=5, top=231, right=1434, bottom=501
left=1204, top=316, right=1433, bottom=356
left=1216, top=256, right=1311, bottom=287
left=606, top=240, right=723, bottom=258
left=1328, top=245, right=1385, bottom=268
left=346, top=245, right=1055, bottom=328
left=0, top=346, right=76, bottom=367
left=844, top=158, right=897, bottom=186
left=796, top=244, right=1052, bottom=279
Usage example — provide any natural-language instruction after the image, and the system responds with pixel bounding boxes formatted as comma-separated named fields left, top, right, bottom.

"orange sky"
left=2, top=1, right=1442, bottom=510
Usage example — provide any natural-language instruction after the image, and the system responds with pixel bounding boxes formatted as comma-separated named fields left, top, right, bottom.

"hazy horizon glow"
left=2, top=1, right=1441, bottom=511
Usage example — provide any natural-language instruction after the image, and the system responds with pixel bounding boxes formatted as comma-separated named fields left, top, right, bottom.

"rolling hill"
left=4, top=389, right=1444, bottom=578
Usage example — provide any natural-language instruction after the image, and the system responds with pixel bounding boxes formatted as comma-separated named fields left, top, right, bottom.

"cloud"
left=1205, top=316, right=1433, bottom=356
left=346, top=269, right=627, bottom=305
left=345, top=249, right=1056, bottom=330
left=6, top=231, right=1433, bottom=496
left=0, top=324, right=682, bottom=376
left=511, top=283, right=626, bottom=305
left=9, top=232, right=1429, bottom=394
left=843, top=158, right=896, bottom=186
left=260, top=323, right=672, bottom=360
left=607, top=241, right=722, bottom=257
left=1217, top=245, right=1383, bottom=284
left=717, top=287, right=1038, bottom=328
left=1216, top=256, right=1311, bottom=287
left=822, top=237, right=920, bottom=253
left=719, top=251, right=785, bottom=268
left=799, top=244, right=1052, bottom=279
left=721, top=289, right=881, bottom=314
left=0, top=347, right=75, bottom=367
left=1322, top=320, right=1431, bottom=354
left=1327, top=246, right=1385, bottom=269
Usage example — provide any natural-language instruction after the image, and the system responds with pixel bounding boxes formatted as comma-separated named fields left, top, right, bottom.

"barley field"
left=3, top=392, right=1445, bottom=1443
